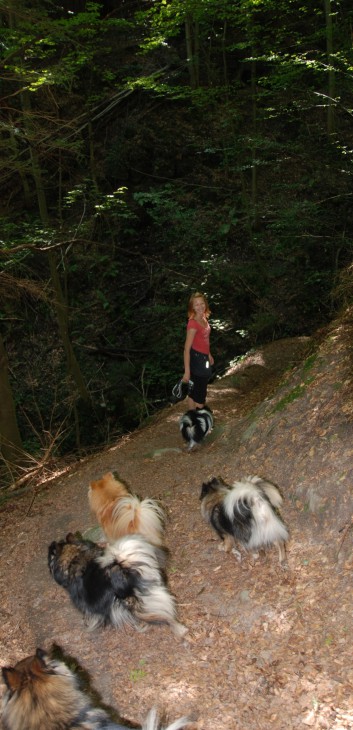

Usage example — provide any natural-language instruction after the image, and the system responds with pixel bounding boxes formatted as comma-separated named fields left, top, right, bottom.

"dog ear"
left=35, top=648, right=48, bottom=663
left=48, top=540, right=58, bottom=556
left=200, top=481, right=211, bottom=499
left=2, top=666, right=21, bottom=692
left=207, top=478, right=219, bottom=489
left=2, top=651, right=48, bottom=693
left=214, top=476, right=227, bottom=487
left=28, top=654, right=47, bottom=677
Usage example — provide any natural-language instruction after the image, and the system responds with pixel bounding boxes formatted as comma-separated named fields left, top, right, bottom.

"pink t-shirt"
left=187, top=318, right=211, bottom=355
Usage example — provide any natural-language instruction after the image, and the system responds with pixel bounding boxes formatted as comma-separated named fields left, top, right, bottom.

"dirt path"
left=1, top=335, right=353, bottom=730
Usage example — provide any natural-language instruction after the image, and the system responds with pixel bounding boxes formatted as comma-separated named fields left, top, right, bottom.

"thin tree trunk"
left=88, top=122, right=99, bottom=192
left=194, top=19, right=200, bottom=88
left=8, top=125, right=32, bottom=208
left=47, top=250, right=91, bottom=402
left=222, top=20, right=228, bottom=88
left=185, top=14, right=199, bottom=89
left=250, top=58, right=258, bottom=224
left=0, top=331, right=25, bottom=473
left=324, top=0, right=335, bottom=134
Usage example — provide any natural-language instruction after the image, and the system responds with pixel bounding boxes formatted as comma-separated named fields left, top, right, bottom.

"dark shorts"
left=190, top=373, right=209, bottom=405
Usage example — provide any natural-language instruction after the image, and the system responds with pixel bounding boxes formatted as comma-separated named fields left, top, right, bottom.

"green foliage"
left=272, top=372, right=315, bottom=413
left=129, top=660, right=147, bottom=682
left=94, top=188, right=136, bottom=220
left=303, top=354, right=318, bottom=372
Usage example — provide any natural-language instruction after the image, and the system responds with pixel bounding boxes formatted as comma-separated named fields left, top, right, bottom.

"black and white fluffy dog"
left=1, top=648, right=190, bottom=730
left=179, top=406, right=213, bottom=450
left=48, top=533, right=187, bottom=639
left=200, top=475, right=288, bottom=564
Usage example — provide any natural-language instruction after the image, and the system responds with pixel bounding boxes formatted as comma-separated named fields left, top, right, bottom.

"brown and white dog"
left=88, top=471, right=165, bottom=546
left=2, top=648, right=190, bottom=730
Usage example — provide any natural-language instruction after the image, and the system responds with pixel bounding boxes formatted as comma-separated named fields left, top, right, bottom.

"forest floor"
left=1, top=331, right=353, bottom=730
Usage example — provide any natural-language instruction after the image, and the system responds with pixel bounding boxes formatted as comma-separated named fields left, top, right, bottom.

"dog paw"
left=172, top=622, right=189, bottom=640
left=136, top=623, right=149, bottom=633
left=231, top=547, right=242, bottom=561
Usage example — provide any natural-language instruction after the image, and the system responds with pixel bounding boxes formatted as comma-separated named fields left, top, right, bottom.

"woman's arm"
left=183, top=327, right=196, bottom=381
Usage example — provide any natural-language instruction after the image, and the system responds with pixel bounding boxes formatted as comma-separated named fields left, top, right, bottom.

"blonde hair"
left=187, top=292, right=211, bottom=319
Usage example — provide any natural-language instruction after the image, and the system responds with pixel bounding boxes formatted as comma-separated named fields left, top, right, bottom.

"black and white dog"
left=200, top=475, right=288, bottom=564
left=48, top=533, right=187, bottom=639
left=179, top=406, right=213, bottom=450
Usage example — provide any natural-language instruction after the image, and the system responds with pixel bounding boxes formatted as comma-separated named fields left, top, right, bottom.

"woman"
left=183, top=291, right=214, bottom=409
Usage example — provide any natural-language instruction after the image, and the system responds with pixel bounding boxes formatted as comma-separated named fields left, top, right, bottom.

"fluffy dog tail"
left=179, top=412, right=197, bottom=448
left=110, top=496, right=165, bottom=546
left=225, top=477, right=289, bottom=561
left=179, top=407, right=213, bottom=449
left=244, top=475, right=284, bottom=510
left=179, top=412, right=197, bottom=449
left=99, top=536, right=187, bottom=639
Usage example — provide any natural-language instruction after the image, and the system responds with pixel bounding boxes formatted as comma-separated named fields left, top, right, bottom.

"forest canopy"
left=1, top=0, right=353, bottom=483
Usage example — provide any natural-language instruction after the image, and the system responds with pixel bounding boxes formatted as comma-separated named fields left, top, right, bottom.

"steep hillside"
left=1, top=313, right=353, bottom=730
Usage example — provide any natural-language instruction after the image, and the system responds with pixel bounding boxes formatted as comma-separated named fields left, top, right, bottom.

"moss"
left=302, top=353, right=318, bottom=372
left=271, top=383, right=307, bottom=412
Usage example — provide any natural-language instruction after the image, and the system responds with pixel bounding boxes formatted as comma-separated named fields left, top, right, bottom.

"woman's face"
left=193, top=297, right=206, bottom=316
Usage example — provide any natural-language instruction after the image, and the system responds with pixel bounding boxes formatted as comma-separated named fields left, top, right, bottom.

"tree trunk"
left=0, top=331, right=25, bottom=474
left=250, top=58, right=258, bottom=225
left=324, top=0, right=335, bottom=134
left=8, top=125, right=32, bottom=209
left=47, top=250, right=91, bottom=402
left=222, top=20, right=229, bottom=88
left=185, top=14, right=199, bottom=89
